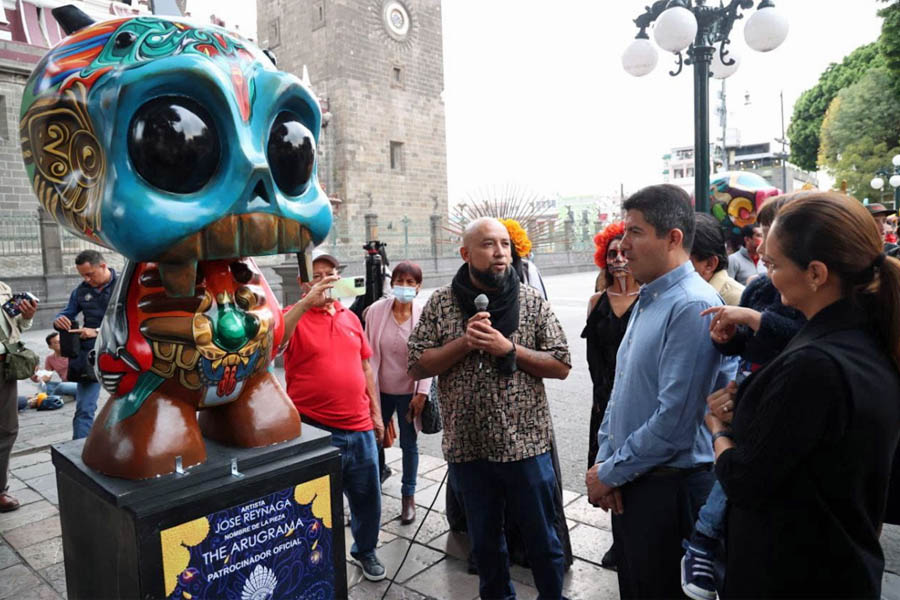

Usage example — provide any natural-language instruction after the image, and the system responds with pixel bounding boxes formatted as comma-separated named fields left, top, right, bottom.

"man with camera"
left=281, top=248, right=386, bottom=582
left=53, top=250, right=116, bottom=439
left=0, top=281, right=38, bottom=512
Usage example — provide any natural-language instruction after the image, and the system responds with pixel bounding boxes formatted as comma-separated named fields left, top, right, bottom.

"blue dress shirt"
left=595, top=261, right=738, bottom=487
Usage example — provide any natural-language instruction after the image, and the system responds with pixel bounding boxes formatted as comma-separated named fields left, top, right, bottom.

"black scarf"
left=451, top=263, right=520, bottom=337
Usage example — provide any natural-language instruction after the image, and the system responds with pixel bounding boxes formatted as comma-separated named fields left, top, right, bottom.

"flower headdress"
left=500, top=218, right=532, bottom=258
left=593, top=221, right=626, bottom=268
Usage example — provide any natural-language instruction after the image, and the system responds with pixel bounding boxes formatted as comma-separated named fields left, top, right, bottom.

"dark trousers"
left=0, top=363, right=18, bottom=492
left=449, top=452, right=565, bottom=600
left=611, top=468, right=714, bottom=599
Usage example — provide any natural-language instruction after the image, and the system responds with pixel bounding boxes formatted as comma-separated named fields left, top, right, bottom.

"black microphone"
left=474, top=294, right=488, bottom=369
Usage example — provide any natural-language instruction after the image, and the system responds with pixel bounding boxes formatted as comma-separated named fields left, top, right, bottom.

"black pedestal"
left=51, top=426, right=347, bottom=599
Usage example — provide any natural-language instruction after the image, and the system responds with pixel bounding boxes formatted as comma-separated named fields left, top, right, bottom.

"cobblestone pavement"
left=1, top=271, right=898, bottom=599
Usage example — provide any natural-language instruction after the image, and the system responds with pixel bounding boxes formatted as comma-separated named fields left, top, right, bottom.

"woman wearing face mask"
left=364, top=261, right=432, bottom=525
left=581, top=221, right=639, bottom=571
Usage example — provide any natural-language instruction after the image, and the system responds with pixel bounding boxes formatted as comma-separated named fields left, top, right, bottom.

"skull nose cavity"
left=246, top=180, right=271, bottom=210
left=253, top=180, right=269, bottom=204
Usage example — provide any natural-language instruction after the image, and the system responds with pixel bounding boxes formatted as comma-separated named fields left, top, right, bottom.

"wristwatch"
left=711, top=430, right=733, bottom=444
left=498, top=341, right=517, bottom=375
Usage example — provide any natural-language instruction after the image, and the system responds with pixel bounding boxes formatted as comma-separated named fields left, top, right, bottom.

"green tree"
left=818, top=68, right=900, bottom=199
left=827, top=139, right=899, bottom=202
left=879, top=1, right=900, bottom=95
left=787, top=43, right=886, bottom=171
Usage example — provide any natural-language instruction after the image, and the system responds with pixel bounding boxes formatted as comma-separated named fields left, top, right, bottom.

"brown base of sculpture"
left=82, top=393, right=206, bottom=480
left=198, top=371, right=301, bottom=446
left=82, top=372, right=301, bottom=480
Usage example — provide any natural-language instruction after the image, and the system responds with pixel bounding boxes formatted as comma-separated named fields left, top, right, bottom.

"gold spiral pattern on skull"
left=20, top=81, right=105, bottom=242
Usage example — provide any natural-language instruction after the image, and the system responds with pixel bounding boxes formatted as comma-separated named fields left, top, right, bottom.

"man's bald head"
left=460, top=217, right=513, bottom=290
left=463, top=217, right=508, bottom=249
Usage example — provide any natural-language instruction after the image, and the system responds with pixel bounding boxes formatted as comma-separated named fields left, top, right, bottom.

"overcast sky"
left=189, top=1, right=886, bottom=203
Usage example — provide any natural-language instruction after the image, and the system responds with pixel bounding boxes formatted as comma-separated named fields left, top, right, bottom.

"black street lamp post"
left=621, top=0, right=788, bottom=213
left=870, top=154, right=900, bottom=211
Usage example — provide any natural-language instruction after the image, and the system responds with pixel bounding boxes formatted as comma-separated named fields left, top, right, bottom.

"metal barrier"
left=0, top=209, right=597, bottom=276
left=0, top=212, right=41, bottom=256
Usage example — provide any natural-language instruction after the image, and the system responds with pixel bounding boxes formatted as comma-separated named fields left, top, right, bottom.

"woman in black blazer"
left=705, top=191, right=900, bottom=599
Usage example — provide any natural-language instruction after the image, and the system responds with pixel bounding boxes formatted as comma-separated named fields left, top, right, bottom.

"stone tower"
left=256, top=0, right=448, bottom=254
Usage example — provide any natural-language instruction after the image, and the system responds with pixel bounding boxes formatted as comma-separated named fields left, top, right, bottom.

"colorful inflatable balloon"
left=708, top=171, right=780, bottom=236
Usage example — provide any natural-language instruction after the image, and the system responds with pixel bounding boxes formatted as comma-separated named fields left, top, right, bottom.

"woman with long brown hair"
left=705, top=191, right=900, bottom=598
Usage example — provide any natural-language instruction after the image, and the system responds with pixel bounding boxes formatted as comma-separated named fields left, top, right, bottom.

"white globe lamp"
left=892, top=154, right=900, bottom=168
left=653, top=6, right=697, bottom=53
left=710, top=47, right=741, bottom=79
left=622, top=37, right=659, bottom=77
left=744, top=1, right=789, bottom=52
left=871, top=177, right=885, bottom=191
left=890, top=174, right=900, bottom=189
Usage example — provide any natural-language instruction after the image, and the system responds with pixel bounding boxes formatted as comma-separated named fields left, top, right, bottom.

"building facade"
left=0, top=0, right=149, bottom=278
left=729, top=140, right=818, bottom=192
left=256, top=0, right=449, bottom=255
left=663, top=140, right=817, bottom=197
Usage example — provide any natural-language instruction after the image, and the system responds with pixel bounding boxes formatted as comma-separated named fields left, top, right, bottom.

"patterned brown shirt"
left=408, top=283, right=570, bottom=463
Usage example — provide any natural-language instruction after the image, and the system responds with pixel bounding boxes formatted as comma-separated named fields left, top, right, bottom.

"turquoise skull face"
left=20, top=15, right=332, bottom=294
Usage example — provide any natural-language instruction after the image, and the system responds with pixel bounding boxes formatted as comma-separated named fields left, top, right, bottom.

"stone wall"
left=0, top=44, right=45, bottom=214
left=257, top=0, right=449, bottom=249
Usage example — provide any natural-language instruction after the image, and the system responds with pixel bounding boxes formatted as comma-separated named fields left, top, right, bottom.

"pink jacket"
left=364, top=296, right=432, bottom=399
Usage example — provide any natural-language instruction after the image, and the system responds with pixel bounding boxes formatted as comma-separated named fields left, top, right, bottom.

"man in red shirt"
left=282, top=249, right=386, bottom=581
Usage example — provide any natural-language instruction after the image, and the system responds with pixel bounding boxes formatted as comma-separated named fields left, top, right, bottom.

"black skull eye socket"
left=114, top=31, right=136, bottom=49
left=128, top=96, right=220, bottom=194
left=267, top=111, right=315, bottom=197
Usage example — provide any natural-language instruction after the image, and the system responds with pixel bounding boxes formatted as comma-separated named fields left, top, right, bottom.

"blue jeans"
left=449, top=452, right=565, bottom=600
left=380, top=392, right=418, bottom=497
left=695, top=479, right=727, bottom=540
left=324, top=427, right=381, bottom=559
left=73, top=381, right=100, bottom=439
left=44, top=381, right=78, bottom=397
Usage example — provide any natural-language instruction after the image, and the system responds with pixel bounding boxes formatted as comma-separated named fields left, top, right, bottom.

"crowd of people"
left=0, top=186, right=899, bottom=600
left=585, top=186, right=900, bottom=600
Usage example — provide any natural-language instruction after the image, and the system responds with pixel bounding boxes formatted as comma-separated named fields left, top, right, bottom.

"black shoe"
left=351, top=552, right=386, bottom=581
left=681, top=537, right=717, bottom=600
left=600, top=546, right=617, bottom=571
left=380, top=465, right=393, bottom=484
left=0, top=492, right=20, bottom=513
left=466, top=550, right=478, bottom=574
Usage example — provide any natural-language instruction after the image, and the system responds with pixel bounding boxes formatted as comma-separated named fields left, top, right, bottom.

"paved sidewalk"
left=2, top=324, right=900, bottom=599
left=1, top=324, right=620, bottom=599
left=0, top=400, right=619, bottom=600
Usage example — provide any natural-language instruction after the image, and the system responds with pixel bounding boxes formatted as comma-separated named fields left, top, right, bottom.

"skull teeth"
left=158, top=216, right=311, bottom=263
left=154, top=215, right=311, bottom=296
left=158, top=261, right=199, bottom=298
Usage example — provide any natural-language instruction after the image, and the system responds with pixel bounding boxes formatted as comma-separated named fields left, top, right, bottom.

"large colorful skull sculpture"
left=20, top=7, right=332, bottom=478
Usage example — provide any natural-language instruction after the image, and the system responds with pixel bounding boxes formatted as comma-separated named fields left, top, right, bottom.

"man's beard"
left=470, top=263, right=512, bottom=289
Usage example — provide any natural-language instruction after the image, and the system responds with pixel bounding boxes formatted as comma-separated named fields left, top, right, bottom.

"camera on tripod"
left=349, top=240, right=391, bottom=324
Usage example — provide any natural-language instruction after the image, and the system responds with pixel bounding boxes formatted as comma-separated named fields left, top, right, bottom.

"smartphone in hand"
left=329, top=276, right=365, bottom=299
left=2, top=292, right=38, bottom=317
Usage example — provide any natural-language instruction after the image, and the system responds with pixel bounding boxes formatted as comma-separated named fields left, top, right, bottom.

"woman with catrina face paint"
left=582, top=222, right=639, bottom=571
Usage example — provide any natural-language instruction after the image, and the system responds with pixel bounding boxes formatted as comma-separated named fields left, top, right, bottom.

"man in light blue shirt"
left=586, top=184, right=735, bottom=599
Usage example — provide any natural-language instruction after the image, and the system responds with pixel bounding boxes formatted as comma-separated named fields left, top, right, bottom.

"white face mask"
left=393, top=286, right=416, bottom=303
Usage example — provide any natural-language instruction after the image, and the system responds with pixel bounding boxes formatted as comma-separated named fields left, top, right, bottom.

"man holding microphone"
left=408, top=217, right=571, bottom=600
